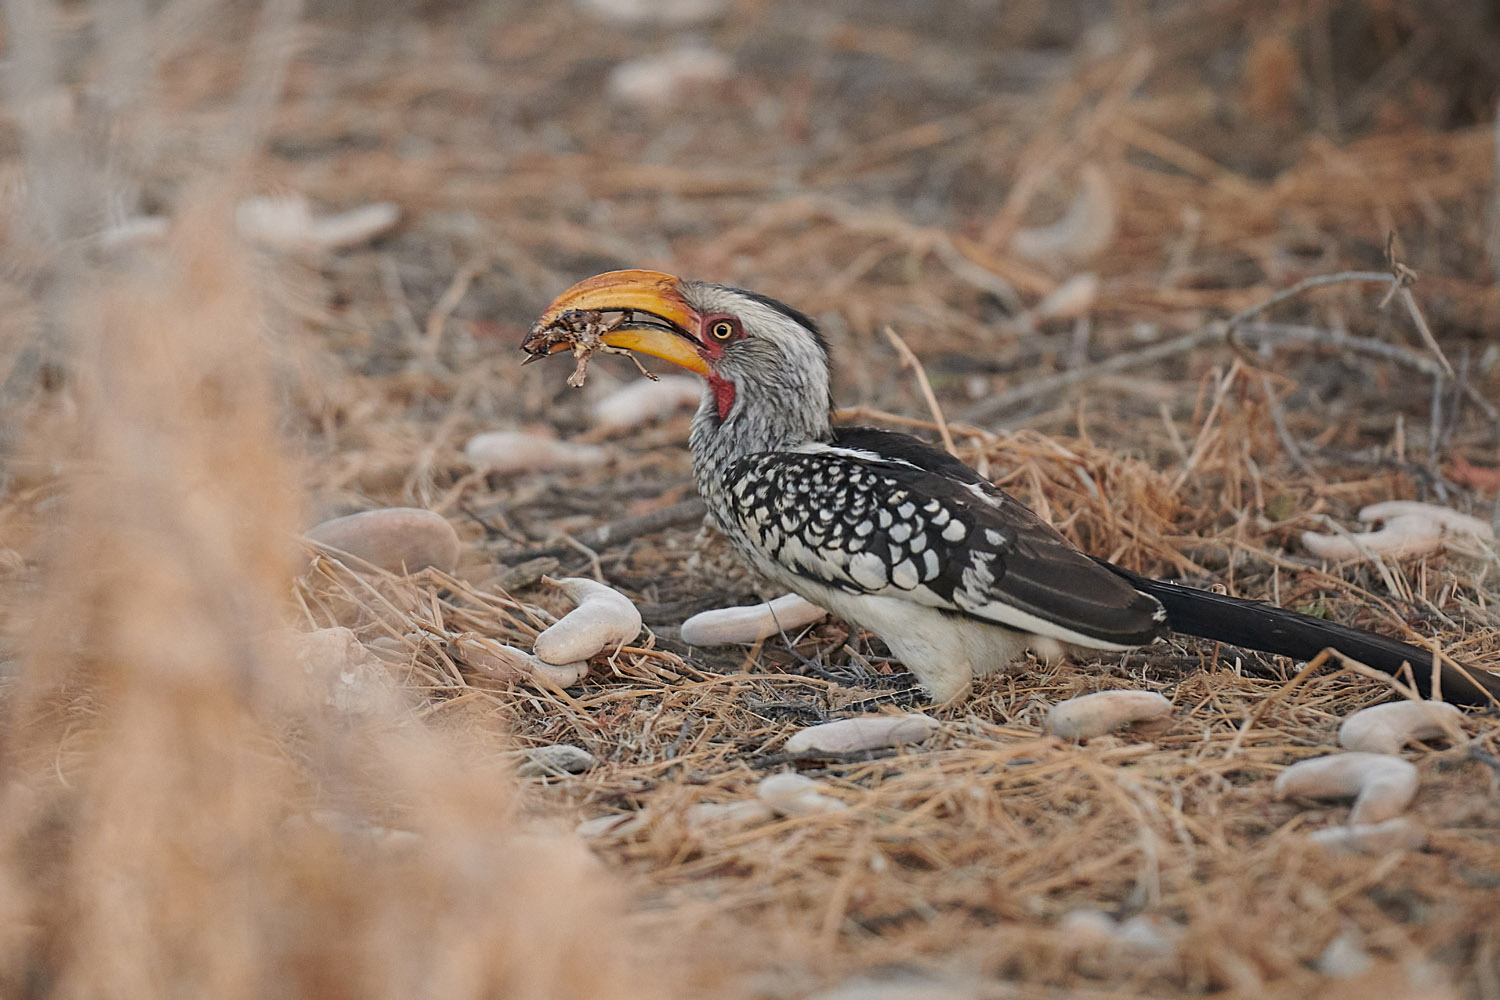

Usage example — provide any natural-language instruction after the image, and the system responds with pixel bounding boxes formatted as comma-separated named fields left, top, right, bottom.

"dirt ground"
left=2, top=1, right=1500, bottom=997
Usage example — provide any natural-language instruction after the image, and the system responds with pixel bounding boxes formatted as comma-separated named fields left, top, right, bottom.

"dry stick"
left=882, top=326, right=958, bottom=457
left=1257, top=372, right=1314, bottom=477
left=1396, top=285, right=1456, bottom=379
left=965, top=267, right=1486, bottom=425
left=379, top=256, right=423, bottom=348
left=509, top=496, right=708, bottom=562
left=965, top=320, right=1500, bottom=431
left=1171, top=359, right=1241, bottom=494
left=1221, top=649, right=1337, bottom=762
left=836, top=404, right=997, bottom=445
left=424, top=257, right=486, bottom=356
left=1224, top=270, right=1395, bottom=337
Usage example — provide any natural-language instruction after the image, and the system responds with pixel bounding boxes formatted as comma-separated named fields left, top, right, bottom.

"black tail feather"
left=1099, top=561, right=1500, bottom=708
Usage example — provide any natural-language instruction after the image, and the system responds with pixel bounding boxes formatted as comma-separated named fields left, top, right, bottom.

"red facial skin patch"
left=707, top=372, right=736, bottom=420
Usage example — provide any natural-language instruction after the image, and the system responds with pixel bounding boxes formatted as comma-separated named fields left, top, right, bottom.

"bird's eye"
left=709, top=319, right=736, bottom=341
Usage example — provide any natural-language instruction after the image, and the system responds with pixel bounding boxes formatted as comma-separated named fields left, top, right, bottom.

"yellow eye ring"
left=709, top=320, right=735, bottom=341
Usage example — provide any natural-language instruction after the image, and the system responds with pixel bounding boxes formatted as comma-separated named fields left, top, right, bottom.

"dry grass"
left=3, top=1, right=1500, bottom=998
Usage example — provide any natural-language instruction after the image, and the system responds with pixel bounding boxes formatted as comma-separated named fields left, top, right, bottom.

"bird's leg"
left=596, top=343, right=660, bottom=381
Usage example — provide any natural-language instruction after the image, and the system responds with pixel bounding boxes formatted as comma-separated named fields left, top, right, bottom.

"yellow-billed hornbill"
left=523, top=270, right=1500, bottom=707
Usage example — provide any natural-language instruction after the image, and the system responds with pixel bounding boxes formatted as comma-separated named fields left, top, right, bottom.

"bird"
left=522, top=269, right=1500, bottom=707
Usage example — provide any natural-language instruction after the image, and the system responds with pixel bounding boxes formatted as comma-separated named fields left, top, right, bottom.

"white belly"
left=751, top=561, right=1065, bottom=703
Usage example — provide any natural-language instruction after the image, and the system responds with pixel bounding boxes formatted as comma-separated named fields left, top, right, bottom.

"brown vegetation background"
left=1, top=1, right=1498, bottom=998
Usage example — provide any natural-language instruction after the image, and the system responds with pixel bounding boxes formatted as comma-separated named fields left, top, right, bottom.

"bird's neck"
left=688, top=379, right=831, bottom=494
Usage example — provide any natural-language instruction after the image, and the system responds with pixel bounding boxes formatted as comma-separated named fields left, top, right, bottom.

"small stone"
left=1337, top=701, right=1465, bottom=755
left=1056, top=909, right=1118, bottom=950
left=516, top=744, right=598, bottom=777
left=576, top=0, right=724, bottom=23
left=757, top=772, right=847, bottom=816
left=278, top=626, right=398, bottom=716
left=684, top=799, right=776, bottom=830
left=576, top=811, right=650, bottom=840
left=1308, top=817, right=1427, bottom=855
left=452, top=636, right=590, bottom=689
left=237, top=196, right=399, bottom=252
left=784, top=714, right=939, bottom=755
left=592, top=375, right=702, bottom=432
left=1317, top=926, right=1374, bottom=979
left=608, top=46, right=732, bottom=108
left=1114, top=915, right=1181, bottom=960
left=532, top=577, right=642, bottom=665
left=464, top=430, right=608, bottom=475
left=1275, top=753, right=1419, bottom=825
left=305, top=507, right=460, bottom=575
left=1047, top=690, right=1172, bottom=740
left=1033, top=272, right=1100, bottom=322
left=680, top=593, right=828, bottom=645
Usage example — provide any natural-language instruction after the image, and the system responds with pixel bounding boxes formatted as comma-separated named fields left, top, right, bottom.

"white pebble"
left=575, top=811, right=650, bottom=840
left=1316, top=926, right=1373, bottom=978
left=305, top=507, right=461, bottom=575
left=608, top=46, right=732, bottom=108
left=278, top=626, right=397, bottom=716
left=1056, top=910, right=1180, bottom=969
left=516, top=744, right=598, bottom=777
left=680, top=592, right=829, bottom=645
left=452, top=634, right=589, bottom=688
left=684, top=799, right=776, bottom=831
left=784, top=714, right=939, bottom=755
left=1056, top=909, right=1119, bottom=950
left=1012, top=163, right=1116, bottom=263
left=1032, top=272, right=1100, bottom=322
left=591, top=375, right=703, bottom=432
left=464, top=429, right=609, bottom=475
left=756, top=773, right=848, bottom=817
left=1338, top=700, right=1465, bottom=755
left=1302, top=501, right=1493, bottom=561
left=1308, top=816, right=1428, bottom=855
left=97, top=215, right=169, bottom=248
left=576, top=0, right=724, bottom=23
left=532, top=577, right=642, bottom=665
left=237, top=195, right=399, bottom=252
left=1274, top=752, right=1419, bottom=825
left=1046, top=690, right=1172, bottom=740
left=1360, top=501, right=1495, bottom=538
left=1114, top=915, right=1181, bottom=960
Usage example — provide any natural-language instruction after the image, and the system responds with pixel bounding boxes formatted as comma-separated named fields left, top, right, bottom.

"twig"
left=1221, top=271, right=1394, bottom=337
left=1384, top=234, right=1456, bottom=379
left=964, top=319, right=1500, bottom=431
left=882, top=326, right=957, bottom=457
left=1257, top=372, right=1314, bottom=476
left=1396, top=285, right=1455, bottom=379
left=1221, top=649, right=1336, bottom=762
left=964, top=328, right=1205, bottom=423
left=1171, top=359, right=1241, bottom=494
left=508, top=497, right=707, bottom=562
left=379, top=256, right=423, bottom=347
left=557, top=534, right=605, bottom=582
left=424, top=257, right=486, bottom=357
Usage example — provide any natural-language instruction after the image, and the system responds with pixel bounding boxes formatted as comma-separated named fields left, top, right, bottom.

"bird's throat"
left=707, top=372, right=736, bottom=420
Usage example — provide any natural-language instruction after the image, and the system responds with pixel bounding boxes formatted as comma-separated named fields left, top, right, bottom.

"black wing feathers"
left=725, top=428, right=1165, bottom=646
